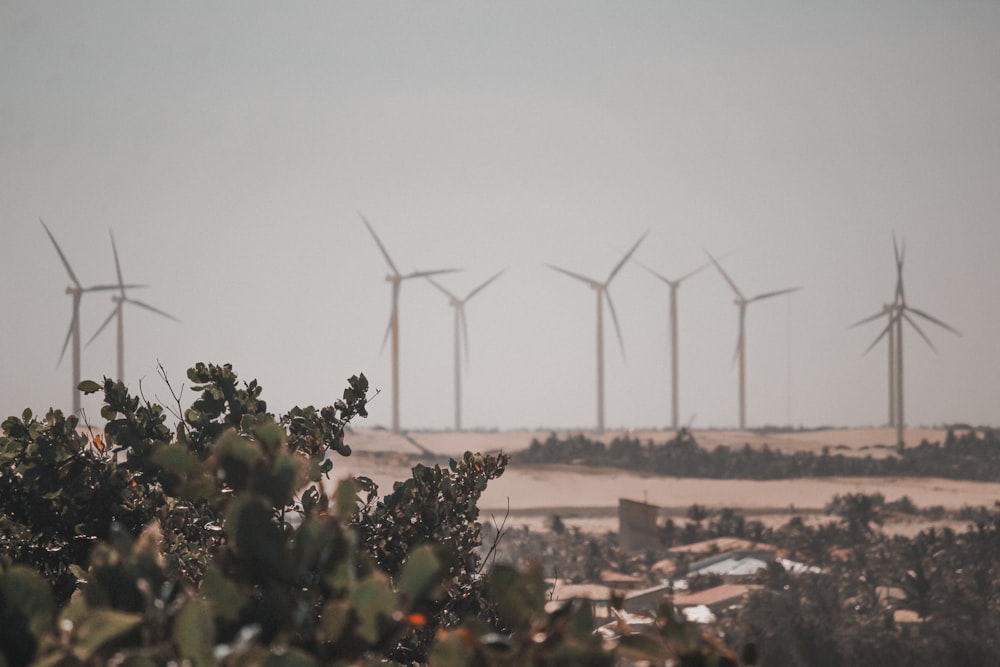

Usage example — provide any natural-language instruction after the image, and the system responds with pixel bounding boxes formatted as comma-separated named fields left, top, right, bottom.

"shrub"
left=1, top=363, right=740, bottom=666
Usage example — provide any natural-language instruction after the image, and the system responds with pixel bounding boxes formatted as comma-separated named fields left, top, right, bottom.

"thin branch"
left=155, top=359, right=186, bottom=424
left=480, top=497, right=511, bottom=574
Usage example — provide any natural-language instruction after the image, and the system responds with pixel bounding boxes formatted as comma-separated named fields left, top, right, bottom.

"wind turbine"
left=548, top=231, right=647, bottom=434
left=86, top=229, right=179, bottom=382
left=852, top=235, right=960, bottom=446
left=637, top=257, right=712, bottom=430
left=40, top=219, right=140, bottom=414
left=706, top=251, right=800, bottom=430
left=426, top=269, right=506, bottom=431
left=852, top=300, right=898, bottom=428
left=361, top=213, right=460, bottom=434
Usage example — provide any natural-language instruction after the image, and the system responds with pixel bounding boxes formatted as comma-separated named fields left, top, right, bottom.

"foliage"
left=680, top=495, right=1000, bottom=667
left=520, top=429, right=1000, bottom=481
left=0, top=363, right=741, bottom=667
left=353, top=452, right=510, bottom=663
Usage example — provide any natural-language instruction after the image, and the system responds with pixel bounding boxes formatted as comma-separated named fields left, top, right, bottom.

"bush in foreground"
left=1, top=363, right=741, bottom=666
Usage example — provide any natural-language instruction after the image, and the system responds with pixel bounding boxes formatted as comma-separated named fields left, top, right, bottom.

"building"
left=686, top=549, right=776, bottom=581
left=619, top=498, right=660, bottom=550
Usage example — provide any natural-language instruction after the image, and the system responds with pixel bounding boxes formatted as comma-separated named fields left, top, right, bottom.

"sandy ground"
left=73, top=424, right=990, bottom=534
left=334, top=427, right=998, bottom=535
left=335, top=452, right=1000, bottom=514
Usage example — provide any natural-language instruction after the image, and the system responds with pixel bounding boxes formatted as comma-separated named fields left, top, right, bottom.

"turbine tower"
left=41, top=219, right=139, bottom=414
left=426, top=269, right=505, bottom=431
left=852, top=235, right=960, bottom=446
left=637, top=258, right=712, bottom=430
left=549, top=231, right=647, bottom=434
left=361, top=213, right=460, bottom=434
left=87, top=229, right=179, bottom=382
left=706, top=251, right=800, bottom=430
left=852, top=300, right=898, bottom=427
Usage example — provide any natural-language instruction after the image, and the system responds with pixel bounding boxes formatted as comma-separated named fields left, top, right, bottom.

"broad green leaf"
left=334, top=477, right=357, bottom=518
left=152, top=443, right=201, bottom=475
left=71, top=610, right=142, bottom=662
left=225, top=495, right=283, bottom=570
left=202, top=567, right=248, bottom=621
left=488, top=565, right=545, bottom=631
left=262, top=454, right=301, bottom=507
left=0, top=566, right=55, bottom=639
left=175, top=597, right=215, bottom=667
left=77, top=380, right=102, bottom=394
left=255, top=422, right=284, bottom=454
left=397, top=545, right=441, bottom=603
left=323, top=530, right=359, bottom=593
left=351, top=575, right=397, bottom=644
left=317, top=599, right=351, bottom=644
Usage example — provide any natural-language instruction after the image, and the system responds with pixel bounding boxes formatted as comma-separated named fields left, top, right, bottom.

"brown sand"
left=337, top=428, right=997, bottom=521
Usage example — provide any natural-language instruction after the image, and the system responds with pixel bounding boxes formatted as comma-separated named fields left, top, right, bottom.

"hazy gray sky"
left=2, top=2, right=997, bottom=432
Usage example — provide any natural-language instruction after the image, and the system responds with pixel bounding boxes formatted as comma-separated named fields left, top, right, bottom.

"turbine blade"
left=705, top=250, right=744, bottom=300
left=40, top=218, right=81, bottom=288
left=607, top=230, right=648, bottom=284
left=460, top=306, right=471, bottom=368
left=464, top=268, right=505, bottom=302
left=635, top=258, right=673, bottom=286
left=749, top=286, right=801, bottom=303
left=425, top=275, right=459, bottom=302
left=57, top=318, right=74, bottom=367
left=380, top=312, right=393, bottom=354
left=125, top=298, right=180, bottom=322
left=676, top=258, right=713, bottom=284
left=893, top=233, right=905, bottom=304
left=402, top=268, right=462, bottom=280
left=548, top=264, right=600, bottom=288
left=849, top=308, right=889, bottom=329
left=359, top=213, right=400, bottom=275
left=110, top=229, right=126, bottom=298
left=732, top=308, right=745, bottom=369
left=84, top=283, right=145, bottom=292
left=906, top=305, right=960, bottom=336
left=380, top=283, right=399, bottom=354
left=902, top=311, right=938, bottom=353
left=862, top=312, right=899, bottom=356
left=86, top=306, right=118, bottom=348
left=605, top=290, right=627, bottom=361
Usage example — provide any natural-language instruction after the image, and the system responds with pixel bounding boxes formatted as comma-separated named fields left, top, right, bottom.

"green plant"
left=1, top=363, right=741, bottom=666
left=353, top=451, right=509, bottom=663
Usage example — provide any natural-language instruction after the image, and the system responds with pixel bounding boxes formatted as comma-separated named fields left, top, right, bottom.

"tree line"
left=519, top=428, right=1000, bottom=481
